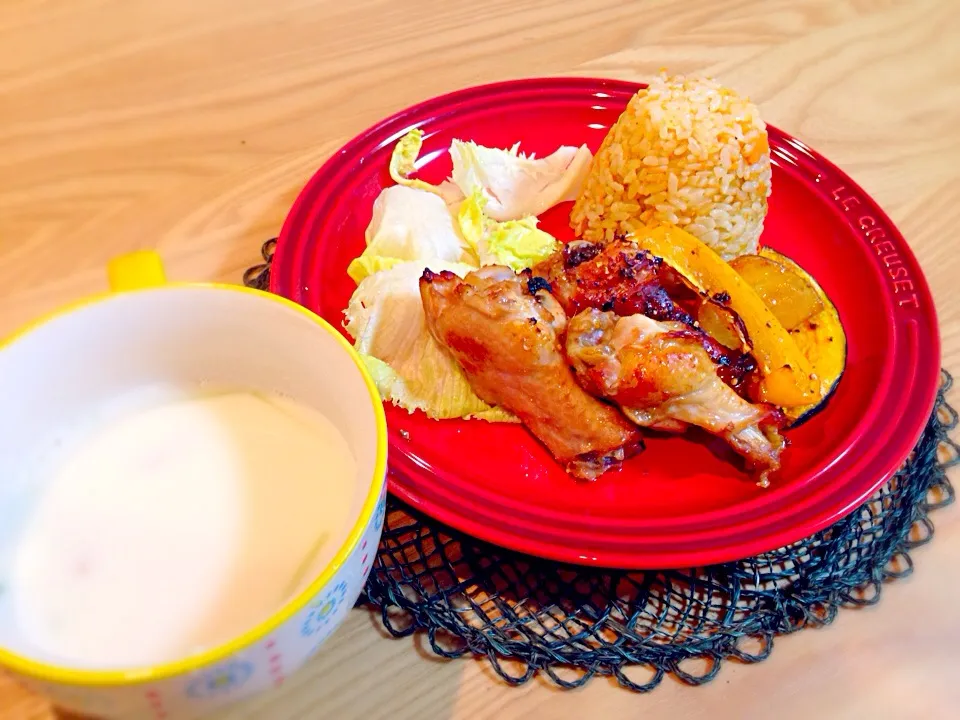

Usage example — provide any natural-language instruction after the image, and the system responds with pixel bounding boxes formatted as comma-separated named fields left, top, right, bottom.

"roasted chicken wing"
left=419, top=266, right=644, bottom=480
left=532, top=239, right=755, bottom=389
left=566, top=308, right=785, bottom=486
left=532, top=238, right=694, bottom=322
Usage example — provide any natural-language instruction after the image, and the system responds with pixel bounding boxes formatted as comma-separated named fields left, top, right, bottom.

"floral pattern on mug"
left=301, top=580, right=348, bottom=638
left=185, top=660, right=255, bottom=699
left=373, top=492, right=387, bottom=532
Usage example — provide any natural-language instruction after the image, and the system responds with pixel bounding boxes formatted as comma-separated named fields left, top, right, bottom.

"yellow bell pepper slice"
left=631, top=225, right=820, bottom=408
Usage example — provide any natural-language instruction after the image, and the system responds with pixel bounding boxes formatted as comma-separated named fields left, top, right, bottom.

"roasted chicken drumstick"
left=533, top=238, right=756, bottom=389
left=566, top=308, right=785, bottom=486
left=420, top=266, right=644, bottom=480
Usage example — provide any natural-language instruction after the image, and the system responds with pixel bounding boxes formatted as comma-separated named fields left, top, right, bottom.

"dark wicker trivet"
left=245, top=239, right=957, bottom=692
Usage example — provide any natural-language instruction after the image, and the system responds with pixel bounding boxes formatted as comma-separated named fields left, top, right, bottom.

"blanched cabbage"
left=386, top=129, right=594, bottom=222
left=388, top=128, right=431, bottom=192
left=448, top=139, right=593, bottom=221
left=386, top=127, right=470, bottom=211
left=346, top=256, right=404, bottom=285
left=457, top=190, right=560, bottom=272
left=347, top=185, right=476, bottom=284
left=344, top=261, right=517, bottom=423
left=342, top=130, right=586, bottom=422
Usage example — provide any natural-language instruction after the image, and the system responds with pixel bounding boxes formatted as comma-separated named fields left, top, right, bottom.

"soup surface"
left=10, top=385, right=356, bottom=668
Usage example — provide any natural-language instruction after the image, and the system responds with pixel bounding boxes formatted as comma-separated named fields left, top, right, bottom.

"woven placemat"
left=245, top=239, right=957, bottom=692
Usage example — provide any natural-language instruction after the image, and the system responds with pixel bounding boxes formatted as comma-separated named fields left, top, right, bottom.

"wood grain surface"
left=2, top=0, right=959, bottom=718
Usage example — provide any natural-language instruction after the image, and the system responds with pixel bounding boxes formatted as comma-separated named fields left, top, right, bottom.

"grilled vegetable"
left=631, top=225, right=820, bottom=408
left=729, top=254, right=824, bottom=330
left=755, top=248, right=846, bottom=424
left=696, top=300, right=746, bottom=351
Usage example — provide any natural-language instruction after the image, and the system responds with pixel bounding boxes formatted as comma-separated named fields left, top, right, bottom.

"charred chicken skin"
left=419, top=265, right=644, bottom=480
left=532, top=239, right=755, bottom=389
left=532, top=238, right=694, bottom=322
left=566, top=308, right=785, bottom=486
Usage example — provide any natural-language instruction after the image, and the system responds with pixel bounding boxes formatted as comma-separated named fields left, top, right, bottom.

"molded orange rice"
left=570, top=74, right=772, bottom=260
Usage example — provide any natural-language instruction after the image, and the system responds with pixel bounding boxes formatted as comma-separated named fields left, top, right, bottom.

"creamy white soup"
left=10, top=385, right=356, bottom=668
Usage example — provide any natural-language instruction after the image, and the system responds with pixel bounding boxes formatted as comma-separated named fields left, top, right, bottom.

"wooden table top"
left=2, top=1, right=959, bottom=718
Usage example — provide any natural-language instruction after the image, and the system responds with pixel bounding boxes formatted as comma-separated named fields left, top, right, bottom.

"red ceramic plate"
left=272, top=78, right=940, bottom=569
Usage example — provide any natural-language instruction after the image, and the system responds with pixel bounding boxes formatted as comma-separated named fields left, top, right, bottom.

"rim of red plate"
left=272, top=77, right=941, bottom=568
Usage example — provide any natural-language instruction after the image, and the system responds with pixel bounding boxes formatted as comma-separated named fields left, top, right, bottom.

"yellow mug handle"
left=107, top=250, right=167, bottom=292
